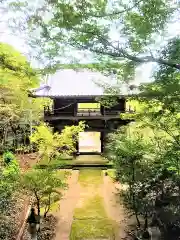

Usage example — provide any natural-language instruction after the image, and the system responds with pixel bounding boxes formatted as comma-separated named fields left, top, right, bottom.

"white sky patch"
left=0, top=2, right=179, bottom=86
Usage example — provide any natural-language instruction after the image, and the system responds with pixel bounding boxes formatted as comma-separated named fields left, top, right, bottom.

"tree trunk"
left=34, top=190, right=40, bottom=218
left=2, top=127, right=7, bottom=146
left=144, top=211, right=148, bottom=230
left=131, top=158, right=141, bottom=227
left=44, top=193, right=51, bottom=218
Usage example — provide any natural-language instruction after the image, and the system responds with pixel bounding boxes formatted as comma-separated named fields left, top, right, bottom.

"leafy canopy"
left=0, top=156, right=20, bottom=213
left=0, top=42, right=50, bottom=151
left=9, top=0, right=178, bottom=76
left=21, top=168, right=68, bottom=216
left=30, top=121, right=85, bottom=161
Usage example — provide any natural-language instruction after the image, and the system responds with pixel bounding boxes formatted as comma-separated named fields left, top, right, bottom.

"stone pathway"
left=102, top=175, right=129, bottom=239
left=53, top=156, right=131, bottom=240
left=54, top=170, right=80, bottom=240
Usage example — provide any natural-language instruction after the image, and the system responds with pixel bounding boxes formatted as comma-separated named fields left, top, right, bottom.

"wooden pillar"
left=100, top=105, right=105, bottom=115
left=75, top=120, right=80, bottom=155
left=100, top=131, right=104, bottom=153
left=74, top=101, right=77, bottom=117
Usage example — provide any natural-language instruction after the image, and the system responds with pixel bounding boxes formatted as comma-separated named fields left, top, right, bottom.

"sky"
left=0, top=2, right=180, bottom=87
left=0, top=19, right=154, bottom=86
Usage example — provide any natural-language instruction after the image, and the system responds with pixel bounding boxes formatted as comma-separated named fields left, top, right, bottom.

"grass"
left=74, top=195, right=107, bottom=219
left=78, top=169, right=103, bottom=187
left=71, top=194, right=115, bottom=240
left=74, top=155, right=109, bottom=165
left=55, top=169, right=72, bottom=179
left=35, top=157, right=75, bottom=169
left=70, top=169, right=116, bottom=239
left=70, top=219, right=114, bottom=240
left=105, top=169, right=117, bottom=181
left=40, top=199, right=60, bottom=215
left=39, top=155, right=73, bottom=164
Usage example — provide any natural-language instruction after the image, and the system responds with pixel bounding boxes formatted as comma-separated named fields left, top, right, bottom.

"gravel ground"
left=0, top=193, right=29, bottom=240
left=22, top=215, right=57, bottom=240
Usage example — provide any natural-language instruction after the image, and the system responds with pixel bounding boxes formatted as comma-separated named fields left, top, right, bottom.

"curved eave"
left=28, top=93, right=139, bottom=99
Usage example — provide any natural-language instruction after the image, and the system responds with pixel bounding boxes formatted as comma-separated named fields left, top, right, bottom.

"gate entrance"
left=79, top=132, right=101, bottom=153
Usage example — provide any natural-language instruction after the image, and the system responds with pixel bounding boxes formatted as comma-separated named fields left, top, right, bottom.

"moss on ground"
left=105, top=169, right=117, bottom=181
left=70, top=169, right=115, bottom=239
left=78, top=169, right=103, bottom=187
left=55, top=169, right=72, bottom=179
left=35, top=158, right=74, bottom=169
left=74, top=195, right=107, bottom=219
left=74, top=155, right=108, bottom=164
left=70, top=219, right=114, bottom=240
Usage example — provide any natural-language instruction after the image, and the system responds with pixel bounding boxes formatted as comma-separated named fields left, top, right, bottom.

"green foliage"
left=12, top=0, right=178, bottom=80
left=107, top=101, right=180, bottom=236
left=107, top=124, right=154, bottom=182
left=105, top=35, right=180, bottom=237
left=107, top=117, right=180, bottom=233
left=0, top=156, right=21, bottom=240
left=123, top=0, right=172, bottom=46
left=3, top=151, right=15, bottom=165
left=78, top=169, right=102, bottom=187
left=0, top=158, right=20, bottom=213
left=0, top=42, right=48, bottom=152
left=30, top=121, right=85, bottom=162
left=21, top=168, right=68, bottom=216
left=71, top=169, right=115, bottom=239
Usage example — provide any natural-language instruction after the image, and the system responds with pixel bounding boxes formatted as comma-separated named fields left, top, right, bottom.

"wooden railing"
left=44, top=106, right=136, bottom=117
left=77, top=108, right=101, bottom=116
left=126, top=105, right=136, bottom=113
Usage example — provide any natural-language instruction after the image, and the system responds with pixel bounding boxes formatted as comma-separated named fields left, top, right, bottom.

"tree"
left=107, top=114, right=180, bottom=237
left=30, top=121, right=85, bottom=162
left=107, top=123, right=155, bottom=226
left=106, top=67, right=180, bottom=238
left=12, top=0, right=178, bottom=75
left=0, top=156, right=20, bottom=214
left=105, top=34, right=180, bottom=238
left=0, top=154, right=20, bottom=240
left=0, top=42, right=49, bottom=152
left=0, top=157, right=21, bottom=240
left=21, top=168, right=68, bottom=217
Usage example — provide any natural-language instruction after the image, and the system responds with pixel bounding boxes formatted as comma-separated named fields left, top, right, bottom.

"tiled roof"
left=31, top=69, right=137, bottom=97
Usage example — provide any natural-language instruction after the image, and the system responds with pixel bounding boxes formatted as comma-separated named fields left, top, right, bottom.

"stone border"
left=16, top=205, right=31, bottom=240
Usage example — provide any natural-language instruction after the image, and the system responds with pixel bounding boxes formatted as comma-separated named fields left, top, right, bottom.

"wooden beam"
left=44, top=115, right=122, bottom=121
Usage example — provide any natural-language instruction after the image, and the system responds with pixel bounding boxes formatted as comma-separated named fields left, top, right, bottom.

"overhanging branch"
left=89, top=0, right=143, bottom=18
left=87, top=47, right=180, bottom=70
left=73, top=30, right=180, bottom=71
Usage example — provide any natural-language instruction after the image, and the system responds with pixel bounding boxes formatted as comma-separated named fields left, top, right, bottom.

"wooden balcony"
left=44, top=113, right=121, bottom=121
left=44, top=106, right=136, bottom=121
left=77, top=108, right=101, bottom=116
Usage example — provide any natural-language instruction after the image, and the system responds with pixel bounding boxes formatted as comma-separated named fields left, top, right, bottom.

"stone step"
left=73, top=161, right=109, bottom=165
left=72, top=165, right=111, bottom=170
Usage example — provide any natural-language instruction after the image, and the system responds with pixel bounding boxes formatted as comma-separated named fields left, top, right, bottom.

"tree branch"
left=0, top=55, right=37, bottom=76
left=88, top=47, right=180, bottom=70
left=0, top=56, right=21, bottom=72
left=74, top=30, right=180, bottom=70
left=89, top=0, right=143, bottom=18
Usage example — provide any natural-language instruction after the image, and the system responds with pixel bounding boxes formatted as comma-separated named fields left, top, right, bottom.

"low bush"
left=3, top=151, right=15, bottom=165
